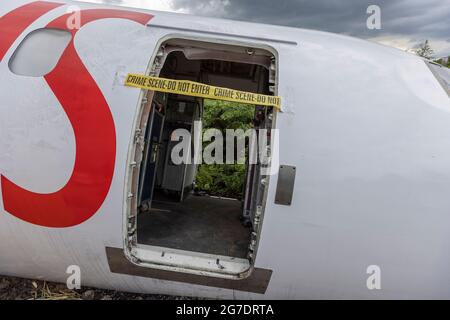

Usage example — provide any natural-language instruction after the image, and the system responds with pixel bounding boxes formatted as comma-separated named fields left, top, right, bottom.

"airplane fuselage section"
left=0, top=0, right=450, bottom=299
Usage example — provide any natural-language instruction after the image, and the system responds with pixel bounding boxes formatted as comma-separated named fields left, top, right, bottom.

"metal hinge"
left=150, top=46, right=166, bottom=76
left=269, top=57, right=276, bottom=85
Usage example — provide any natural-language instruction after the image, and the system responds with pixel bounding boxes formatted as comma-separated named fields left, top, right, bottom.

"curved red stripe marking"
left=0, top=1, right=63, bottom=61
left=1, top=9, right=153, bottom=227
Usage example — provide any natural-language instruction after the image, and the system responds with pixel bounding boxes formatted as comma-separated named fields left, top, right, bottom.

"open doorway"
left=126, top=39, right=277, bottom=278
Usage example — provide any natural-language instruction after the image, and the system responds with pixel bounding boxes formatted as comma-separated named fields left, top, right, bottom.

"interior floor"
left=137, top=193, right=251, bottom=258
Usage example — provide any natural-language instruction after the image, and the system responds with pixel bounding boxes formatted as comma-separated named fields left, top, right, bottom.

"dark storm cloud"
left=94, top=0, right=450, bottom=56
left=169, top=0, right=450, bottom=54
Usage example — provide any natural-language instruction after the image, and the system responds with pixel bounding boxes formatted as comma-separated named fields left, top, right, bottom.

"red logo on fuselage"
left=0, top=1, right=153, bottom=227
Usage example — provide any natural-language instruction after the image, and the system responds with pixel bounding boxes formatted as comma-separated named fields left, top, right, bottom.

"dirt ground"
left=0, top=275, right=189, bottom=300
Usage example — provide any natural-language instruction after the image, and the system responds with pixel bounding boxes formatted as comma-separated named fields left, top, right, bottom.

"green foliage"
left=202, top=99, right=254, bottom=131
left=196, top=164, right=247, bottom=198
left=433, top=57, right=450, bottom=69
left=195, top=99, right=254, bottom=198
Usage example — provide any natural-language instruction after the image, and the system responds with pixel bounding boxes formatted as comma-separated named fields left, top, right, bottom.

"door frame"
left=123, top=33, right=279, bottom=279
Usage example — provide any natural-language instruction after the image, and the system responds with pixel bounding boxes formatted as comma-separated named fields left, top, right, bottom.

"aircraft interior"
left=134, top=40, right=276, bottom=261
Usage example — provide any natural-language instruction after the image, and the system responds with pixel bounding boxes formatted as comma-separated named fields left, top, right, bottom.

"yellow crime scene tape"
left=124, top=74, right=281, bottom=110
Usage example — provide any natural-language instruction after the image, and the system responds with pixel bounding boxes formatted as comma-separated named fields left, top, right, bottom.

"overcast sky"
left=80, top=0, right=450, bottom=57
